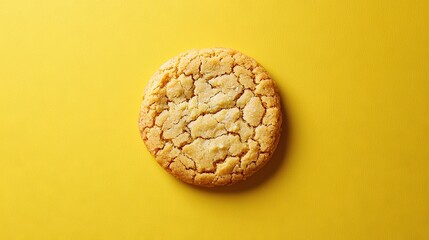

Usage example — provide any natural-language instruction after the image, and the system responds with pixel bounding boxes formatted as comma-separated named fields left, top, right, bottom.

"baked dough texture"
left=139, top=48, right=282, bottom=187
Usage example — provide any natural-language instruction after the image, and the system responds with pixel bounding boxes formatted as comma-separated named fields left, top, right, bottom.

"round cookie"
left=139, top=48, right=282, bottom=187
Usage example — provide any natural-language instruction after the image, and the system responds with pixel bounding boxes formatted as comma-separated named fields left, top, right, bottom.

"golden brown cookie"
left=139, top=48, right=282, bottom=187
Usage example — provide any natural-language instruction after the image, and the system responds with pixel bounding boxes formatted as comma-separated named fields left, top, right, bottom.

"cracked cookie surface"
left=139, top=48, right=282, bottom=187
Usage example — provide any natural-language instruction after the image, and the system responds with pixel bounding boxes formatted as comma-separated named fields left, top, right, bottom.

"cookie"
left=139, top=48, right=282, bottom=187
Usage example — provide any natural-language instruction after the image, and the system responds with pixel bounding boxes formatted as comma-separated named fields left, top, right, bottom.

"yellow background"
left=1, top=0, right=428, bottom=239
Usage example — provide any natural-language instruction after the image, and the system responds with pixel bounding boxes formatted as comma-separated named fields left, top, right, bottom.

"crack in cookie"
left=139, top=48, right=282, bottom=187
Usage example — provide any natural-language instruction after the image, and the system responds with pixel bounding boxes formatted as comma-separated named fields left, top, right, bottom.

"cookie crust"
left=139, top=48, right=282, bottom=187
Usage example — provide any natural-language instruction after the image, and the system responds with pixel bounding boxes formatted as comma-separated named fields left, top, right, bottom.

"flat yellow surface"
left=1, top=1, right=429, bottom=239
